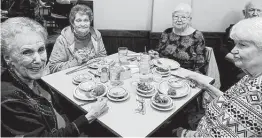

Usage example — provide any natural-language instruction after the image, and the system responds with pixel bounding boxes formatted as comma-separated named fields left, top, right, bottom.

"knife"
left=88, top=70, right=101, bottom=78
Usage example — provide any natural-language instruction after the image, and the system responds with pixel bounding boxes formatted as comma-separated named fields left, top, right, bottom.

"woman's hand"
left=186, top=74, right=210, bottom=90
left=148, top=50, right=159, bottom=59
left=85, top=98, right=109, bottom=123
left=74, top=50, right=88, bottom=65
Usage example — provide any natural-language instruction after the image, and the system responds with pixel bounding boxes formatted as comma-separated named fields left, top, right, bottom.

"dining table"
left=41, top=51, right=215, bottom=137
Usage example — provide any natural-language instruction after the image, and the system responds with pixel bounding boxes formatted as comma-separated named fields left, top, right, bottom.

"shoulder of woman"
left=90, top=27, right=102, bottom=40
left=163, top=28, right=173, bottom=34
left=194, top=30, right=204, bottom=38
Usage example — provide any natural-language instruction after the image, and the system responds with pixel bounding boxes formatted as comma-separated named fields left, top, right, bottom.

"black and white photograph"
left=1, top=0, right=262, bottom=137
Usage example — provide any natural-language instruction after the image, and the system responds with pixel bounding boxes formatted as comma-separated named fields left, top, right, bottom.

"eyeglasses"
left=172, top=15, right=189, bottom=21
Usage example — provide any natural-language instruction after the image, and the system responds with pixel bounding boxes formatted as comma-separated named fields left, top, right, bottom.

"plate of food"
left=154, top=66, right=170, bottom=75
left=72, top=73, right=92, bottom=85
left=136, top=82, right=154, bottom=94
left=158, top=80, right=190, bottom=98
left=74, top=82, right=107, bottom=101
left=150, top=93, right=174, bottom=111
left=107, top=87, right=129, bottom=102
left=136, top=88, right=156, bottom=98
left=152, top=58, right=180, bottom=70
left=87, top=57, right=114, bottom=69
left=168, top=78, right=184, bottom=88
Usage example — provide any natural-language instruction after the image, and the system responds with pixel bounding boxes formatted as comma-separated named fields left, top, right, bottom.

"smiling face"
left=73, top=12, right=91, bottom=37
left=172, top=11, right=191, bottom=30
left=231, top=40, right=262, bottom=70
left=4, top=32, right=47, bottom=80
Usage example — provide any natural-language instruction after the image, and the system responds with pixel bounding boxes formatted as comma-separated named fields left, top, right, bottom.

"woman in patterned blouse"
left=49, top=4, right=107, bottom=73
left=150, top=3, right=206, bottom=74
left=173, top=17, right=262, bottom=137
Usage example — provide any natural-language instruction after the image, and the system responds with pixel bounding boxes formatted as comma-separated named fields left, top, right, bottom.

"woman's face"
left=231, top=40, right=262, bottom=70
left=5, top=32, right=47, bottom=80
left=73, top=12, right=91, bottom=37
left=172, top=11, right=191, bottom=30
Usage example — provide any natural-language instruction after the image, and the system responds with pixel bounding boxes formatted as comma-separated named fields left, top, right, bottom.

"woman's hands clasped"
left=85, top=97, right=109, bottom=123
left=74, top=49, right=89, bottom=65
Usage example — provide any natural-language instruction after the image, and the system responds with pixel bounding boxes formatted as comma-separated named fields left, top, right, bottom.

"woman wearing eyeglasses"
left=150, top=3, right=206, bottom=74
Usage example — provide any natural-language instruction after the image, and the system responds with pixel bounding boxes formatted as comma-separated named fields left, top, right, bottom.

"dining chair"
left=201, top=46, right=221, bottom=109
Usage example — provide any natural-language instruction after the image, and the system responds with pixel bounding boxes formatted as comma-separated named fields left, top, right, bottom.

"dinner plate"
left=107, top=91, right=130, bottom=102
left=151, top=94, right=173, bottom=108
left=150, top=100, right=174, bottom=111
left=136, top=88, right=156, bottom=98
left=152, top=58, right=180, bottom=70
left=73, top=83, right=107, bottom=101
left=108, top=87, right=127, bottom=98
left=72, top=73, right=92, bottom=85
left=152, top=68, right=170, bottom=77
left=88, top=57, right=114, bottom=69
left=158, top=80, right=191, bottom=98
left=154, top=66, right=170, bottom=75
left=136, top=82, right=155, bottom=94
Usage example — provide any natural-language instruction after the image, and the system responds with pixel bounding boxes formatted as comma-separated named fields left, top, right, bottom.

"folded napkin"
left=124, top=65, right=139, bottom=74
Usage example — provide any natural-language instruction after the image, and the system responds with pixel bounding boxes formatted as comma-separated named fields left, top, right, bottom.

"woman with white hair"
left=1, top=17, right=108, bottom=137
left=173, top=17, right=262, bottom=137
left=150, top=3, right=206, bottom=73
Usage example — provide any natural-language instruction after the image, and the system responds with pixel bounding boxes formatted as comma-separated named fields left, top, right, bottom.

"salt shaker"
left=100, top=67, right=109, bottom=83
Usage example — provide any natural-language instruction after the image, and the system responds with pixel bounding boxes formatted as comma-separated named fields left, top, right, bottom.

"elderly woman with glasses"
left=49, top=4, right=107, bottom=73
left=1, top=17, right=108, bottom=137
left=150, top=3, right=206, bottom=73
left=173, top=17, right=262, bottom=137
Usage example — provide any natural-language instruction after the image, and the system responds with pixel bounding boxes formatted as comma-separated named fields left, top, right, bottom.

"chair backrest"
left=202, top=46, right=221, bottom=108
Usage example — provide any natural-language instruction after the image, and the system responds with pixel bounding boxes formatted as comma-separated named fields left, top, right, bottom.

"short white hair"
left=1, top=17, right=48, bottom=56
left=244, top=0, right=262, bottom=11
left=173, top=3, right=192, bottom=16
left=230, top=17, right=262, bottom=48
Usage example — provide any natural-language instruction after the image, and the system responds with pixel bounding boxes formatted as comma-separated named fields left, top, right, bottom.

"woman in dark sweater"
left=1, top=17, right=108, bottom=137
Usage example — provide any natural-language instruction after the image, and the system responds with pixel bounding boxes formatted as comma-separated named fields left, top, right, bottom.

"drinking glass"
left=109, top=63, right=123, bottom=86
left=139, top=53, right=151, bottom=81
left=118, top=47, right=128, bottom=65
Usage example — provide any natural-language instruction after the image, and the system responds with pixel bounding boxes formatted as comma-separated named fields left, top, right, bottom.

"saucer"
left=158, top=80, right=191, bottom=98
left=107, top=91, right=130, bottom=102
left=150, top=100, right=174, bottom=111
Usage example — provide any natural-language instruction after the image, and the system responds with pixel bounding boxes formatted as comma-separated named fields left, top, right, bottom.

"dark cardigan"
left=1, top=69, right=90, bottom=137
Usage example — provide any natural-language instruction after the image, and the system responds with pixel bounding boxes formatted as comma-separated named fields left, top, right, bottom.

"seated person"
left=173, top=17, right=262, bottom=137
left=150, top=3, right=206, bottom=74
left=49, top=4, right=107, bottom=73
left=1, top=17, right=108, bottom=137
left=220, top=0, right=262, bottom=90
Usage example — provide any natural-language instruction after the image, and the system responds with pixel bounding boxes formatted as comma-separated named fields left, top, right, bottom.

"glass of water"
left=118, top=47, right=128, bottom=65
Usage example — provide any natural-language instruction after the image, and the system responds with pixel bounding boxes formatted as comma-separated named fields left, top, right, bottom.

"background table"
left=42, top=52, right=214, bottom=137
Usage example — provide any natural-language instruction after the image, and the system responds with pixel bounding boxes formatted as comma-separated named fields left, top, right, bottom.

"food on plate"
left=137, top=82, right=153, bottom=92
left=109, top=87, right=127, bottom=98
left=154, top=93, right=169, bottom=104
left=168, top=78, right=183, bottom=88
left=156, top=67, right=169, bottom=73
left=92, top=84, right=105, bottom=96
left=167, top=87, right=177, bottom=96
left=79, top=81, right=95, bottom=92
left=74, top=74, right=91, bottom=83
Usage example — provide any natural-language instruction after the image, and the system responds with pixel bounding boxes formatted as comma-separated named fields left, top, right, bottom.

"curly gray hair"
left=69, top=4, right=93, bottom=26
left=1, top=17, right=48, bottom=56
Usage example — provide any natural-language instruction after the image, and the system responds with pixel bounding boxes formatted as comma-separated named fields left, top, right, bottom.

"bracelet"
left=72, top=122, right=80, bottom=135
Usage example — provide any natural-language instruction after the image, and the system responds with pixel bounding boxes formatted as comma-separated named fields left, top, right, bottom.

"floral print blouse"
left=156, top=28, right=206, bottom=73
